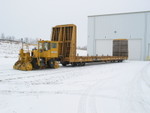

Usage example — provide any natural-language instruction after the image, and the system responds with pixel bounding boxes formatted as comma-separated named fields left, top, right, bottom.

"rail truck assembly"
left=13, top=24, right=128, bottom=71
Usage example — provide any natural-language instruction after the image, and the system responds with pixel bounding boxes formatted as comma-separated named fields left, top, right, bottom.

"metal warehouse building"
left=87, top=11, right=150, bottom=60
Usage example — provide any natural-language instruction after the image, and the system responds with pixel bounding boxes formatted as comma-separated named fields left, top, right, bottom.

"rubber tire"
left=48, top=59, right=55, bottom=68
left=31, top=59, right=40, bottom=69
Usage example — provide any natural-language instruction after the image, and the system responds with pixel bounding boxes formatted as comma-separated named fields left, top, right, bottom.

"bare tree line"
left=77, top=45, right=87, bottom=50
left=0, top=33, right=87, bottom=50
left=0, top=33, right=38, bottom=44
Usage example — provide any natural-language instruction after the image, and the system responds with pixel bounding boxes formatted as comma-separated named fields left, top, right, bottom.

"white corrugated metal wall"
left=147, top=13, right=150, bottom=60
left=95, top=39, right=112, bottom=56
left=88, top=11, right=150, bottom=60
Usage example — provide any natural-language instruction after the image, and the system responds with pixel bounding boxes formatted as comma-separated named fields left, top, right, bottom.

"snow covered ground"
left=0, top=41, right=150, bottom=113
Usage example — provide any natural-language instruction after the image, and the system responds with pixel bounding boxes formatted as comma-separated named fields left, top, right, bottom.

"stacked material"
left=113, top=39, right=128, bottom=57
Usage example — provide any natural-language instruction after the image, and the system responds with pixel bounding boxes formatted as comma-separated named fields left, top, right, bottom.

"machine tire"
left=31, top=58, right=40, bottom=69
left=48, top=59, right=55, bottom=68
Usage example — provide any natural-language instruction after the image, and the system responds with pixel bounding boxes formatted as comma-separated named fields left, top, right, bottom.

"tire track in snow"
left=0, top=65, right=105, bottom=84
left=142, top=63, right=150, bottom=88
left=0, top=62, right=122, bottom=81
left=120, top=63, right=150, bottom=113
left=0, top=66, right=98, bottom=95
left=140, top=63, right=150, bottom=111
left=137, top=64, right=150, bottom=113
left=78, top=62, right=150, bottom=113
left=0, top=67, right=78, bottom=82
left=77, top=71, right=122, bottom=113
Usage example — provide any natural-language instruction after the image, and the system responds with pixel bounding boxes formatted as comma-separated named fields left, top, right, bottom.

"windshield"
left=44, top=42, right=50, bottom=51
left=39, top=42, right=43, bottom=49
left=38, top=42, right=51, bottom=51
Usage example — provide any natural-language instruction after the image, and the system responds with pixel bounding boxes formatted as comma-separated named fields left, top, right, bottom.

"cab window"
left=44, top=42, right=50, bottom=51
left=39, top=43, right=43, bottom=49
left=51, top=43, right=57, bottom=48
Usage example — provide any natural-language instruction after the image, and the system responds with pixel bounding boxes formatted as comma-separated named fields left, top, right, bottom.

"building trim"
left=94, top=38, right=142, bottom=40
left=88, top=11, right=150, bottom=17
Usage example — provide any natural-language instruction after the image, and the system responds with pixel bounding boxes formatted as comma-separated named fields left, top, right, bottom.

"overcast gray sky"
left=0, top=0, right=150, bottom=46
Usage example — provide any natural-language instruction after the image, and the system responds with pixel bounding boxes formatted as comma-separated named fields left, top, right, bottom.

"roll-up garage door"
left=128, top=39, right=142, bottom=60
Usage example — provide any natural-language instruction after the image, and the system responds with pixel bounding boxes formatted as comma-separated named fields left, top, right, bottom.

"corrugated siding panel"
left=94, top=13, right=145, bottom=39
left=146, top=13, right=150, bottom=59
left=87, top=17, right=95, bottom=55
left=128, top=40, right=142, bottom=60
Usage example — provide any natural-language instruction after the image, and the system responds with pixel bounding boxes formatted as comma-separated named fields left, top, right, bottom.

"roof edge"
left=88, top=10, right=150, bottom=17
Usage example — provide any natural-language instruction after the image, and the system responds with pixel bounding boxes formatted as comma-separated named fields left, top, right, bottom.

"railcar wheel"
left=81, top=62, right=85, bottom=66
left=61, top=62, right=68, bottom=66
left=71, top=62, right=77, bottom=67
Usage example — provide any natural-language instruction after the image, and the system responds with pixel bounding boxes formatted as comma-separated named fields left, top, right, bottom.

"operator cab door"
left=51, top=43, right=58, bottom=57
left=43, top=42, right=51, bottom=57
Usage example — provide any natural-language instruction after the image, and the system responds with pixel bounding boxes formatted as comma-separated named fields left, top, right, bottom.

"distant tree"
left=12, top=36, right=15, bottom=41
left=77, top=45, right=87, bottom=50
left=1, top=33, right=5, bottom=39
left=5, top=36, right=9, bottom=40
left=8, top=36, right=12, bottom=41
left=77, top=46, right=81, bottom=49
left=20, top=38, right=23, bottom=43
left=82, top=46, right=87, bottom=50
left=24, top=37, right=29, bottom=43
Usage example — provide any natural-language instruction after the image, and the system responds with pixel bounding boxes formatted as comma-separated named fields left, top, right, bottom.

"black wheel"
left=31, top=58, right=40, bottom=69
left=81, top=62, right=85, bottom=66
left=71, top=62, right=77, bottom=67
left=61, top=61, right=68, bottom=66
left=48, top=59, right=55, bottom=68
left=118, top=60, right=123, bottom=62
left=62, top=63, right=67, bottom=66
left=77, top=62, right=81, bottom=66
left=77, top=62, right=85, bottom=66
left=113, top=60, right=116, bottom=62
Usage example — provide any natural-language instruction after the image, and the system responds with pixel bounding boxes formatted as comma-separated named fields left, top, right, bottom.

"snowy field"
left=0, top=41, right=150, bottom=113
